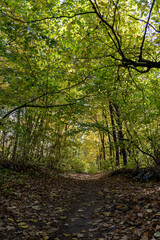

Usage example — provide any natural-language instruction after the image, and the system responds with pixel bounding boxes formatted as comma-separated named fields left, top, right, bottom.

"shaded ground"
left=1, top=170, right=160, bottom=239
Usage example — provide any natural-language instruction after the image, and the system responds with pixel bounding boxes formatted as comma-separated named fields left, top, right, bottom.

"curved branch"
left=88, top=0, right=160, bottom=72
left=1, top=10, right=95, bottom=24
left=128, top=14, right=160, bottom=33
left=0, top=77, right=88, bottom=122
left=88, top=0, right=122, bottom=54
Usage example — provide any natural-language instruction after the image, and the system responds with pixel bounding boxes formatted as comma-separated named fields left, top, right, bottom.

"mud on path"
left=1, top=172, right=160, bottom=240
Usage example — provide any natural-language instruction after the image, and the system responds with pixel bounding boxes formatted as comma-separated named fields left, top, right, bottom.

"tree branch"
left=128, top=14, right=160, bottom=33
left=0, top=77, right=88, bottom=122
left=89, top=0, right=122, bottom=55
left=139, top=0, right=156, bottom=60
left=88, top=0, right=160, bottom=72
left=126, top=128, right=157, bottom=162
left=1, top=10, right=95, bottom=24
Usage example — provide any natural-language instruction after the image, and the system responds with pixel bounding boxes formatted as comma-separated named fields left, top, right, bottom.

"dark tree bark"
left=102, top=110, right=113, bottom=161
left=109, top=102, right=119, bottom=166
left=12, top=110, right=20, bottom=162
left=113, top=104, right=127, bottom=166
left=99, top=130, right=106, bottom=162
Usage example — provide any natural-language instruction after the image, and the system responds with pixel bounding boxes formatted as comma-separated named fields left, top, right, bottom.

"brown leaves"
left=1, top=172, right=160, bottom=239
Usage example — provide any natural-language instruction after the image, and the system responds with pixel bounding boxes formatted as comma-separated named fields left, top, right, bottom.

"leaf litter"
left=0, top=171, right=160, bottom=239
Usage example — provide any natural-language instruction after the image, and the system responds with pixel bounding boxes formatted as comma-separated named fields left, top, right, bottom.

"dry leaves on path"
left=1, top=171, right=160, bottom=239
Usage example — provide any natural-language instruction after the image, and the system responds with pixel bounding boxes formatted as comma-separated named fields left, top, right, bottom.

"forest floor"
left=1, top=169, right=160, bottom=240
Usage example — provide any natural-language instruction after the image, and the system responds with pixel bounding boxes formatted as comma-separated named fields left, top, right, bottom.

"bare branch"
left=139, top=0, right=156, bottom=60
left=112, top=0, right=119, bottom=27
left=88, top=0, right=125, bottom=58
left=0, top=77, right=88, bottom=122
left=127, top=128, right=157, bottom=162
left=1, top=10, right=95, bottom=24
left=128, top=14, right=160, bottom=33
left=24, top=94, right=90, bottom=108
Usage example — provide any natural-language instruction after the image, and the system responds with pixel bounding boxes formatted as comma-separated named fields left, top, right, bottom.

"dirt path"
left=1, top=172, right=160, bottom=240
left=53, top=180, right=104, bottom=239
left=50, top=174, right=160, bottom=240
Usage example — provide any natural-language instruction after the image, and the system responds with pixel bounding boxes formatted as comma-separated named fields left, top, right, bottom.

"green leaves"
left=0, top=0, right=160, bottom=171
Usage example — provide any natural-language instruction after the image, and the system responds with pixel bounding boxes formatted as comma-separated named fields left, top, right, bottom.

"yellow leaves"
left=8, top=218, right=14, bottom=222
left=26, top=2, right=32, bottom=10
left=0, top=82, right=9, bottom=90
left=30, top=219, right=38, bottom=223
left=76, top=233, right=84, bottom=238
left=155, top=212, right=160, bottom=216
left=60, top=216, right=67, bottom=220
left=97, top=0, right=108, bottom=7
left=44, top=236, right=49, bottom=240
left=18, top=222, right=29, bottom=229
left=63, top=233, right=71, bottom=237
left=104, top=211, right=110, bottom=216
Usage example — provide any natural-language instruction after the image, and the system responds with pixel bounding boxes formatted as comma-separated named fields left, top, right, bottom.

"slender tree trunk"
left=2, top=131, right=6, bottom=159
left=103, top=111, right=113, bottom=159
left=109, top=102, right=119, bottom=166
left=12, top=110, right=20, bottom=162
left=99, top=131, right=106, bottom=162
left=113, top=104, right=127, bottom=166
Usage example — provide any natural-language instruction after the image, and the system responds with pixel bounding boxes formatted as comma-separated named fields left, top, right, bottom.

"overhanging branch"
left=139, top=0, right=156, bottom=60
left=88, top=0, right=160, bottom=72
left=0, top=77, right=88, bottom=122
left=1, top=10, right=95, bottom=24
left=128, top=14, right=160, bottom=33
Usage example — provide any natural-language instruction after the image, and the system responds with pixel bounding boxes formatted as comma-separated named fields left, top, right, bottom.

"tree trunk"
left=113, top=104, right=127, bottom=166
left=109, top=102, right=119, bottom=166
left=1, top=131, right=6, bottom=159
left=99, top=131, right=106, bottom=162
left=103, top=111, right=113, bottom=160
left=12, top=110, right=20, bottom=162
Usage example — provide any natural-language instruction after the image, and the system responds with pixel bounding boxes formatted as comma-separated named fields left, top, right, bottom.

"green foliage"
left=67, top=158, right=87, bottom=173
left=87, top=164, right=99, bottom=174
left=0, top=0, right=159, bottom=173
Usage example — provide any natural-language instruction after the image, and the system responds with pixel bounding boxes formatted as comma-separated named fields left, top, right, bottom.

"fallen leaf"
left=78, top=209, right=84, bottom=212
left=60, top=216, right=67, bottom=219
left=137, top=213, right=143, bottom=217
left=32, top=205, right=41, bottom=210
left=121, top=236, right=128, bottom=240
left=77, top=233, right=84, bottom=237
left=44, top=236, right=49, bottom=240
left=154, top=231, right=160, bottom=237
left=146, top=209, right=152, bottom=213
left=18, top=222, right=29, bottom=229
left=63, top=233, right=70, bottom=237
left=104, top=212, right=110, bottom=216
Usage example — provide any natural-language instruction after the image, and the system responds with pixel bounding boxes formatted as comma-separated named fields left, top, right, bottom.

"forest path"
left=51, top=173, right=160, bottom=240
left=55, top=178, right=104, bottom=239
left=1, top=171, right=160, bottom=240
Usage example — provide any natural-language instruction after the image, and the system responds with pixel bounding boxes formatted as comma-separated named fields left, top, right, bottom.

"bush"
left=87, top=164, right=98, bottom=174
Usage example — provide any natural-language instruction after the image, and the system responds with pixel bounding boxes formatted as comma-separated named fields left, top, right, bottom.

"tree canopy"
left=0, top=0, right=160, bottom=172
